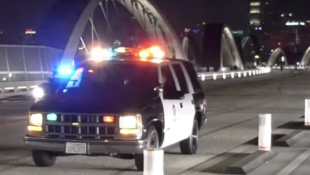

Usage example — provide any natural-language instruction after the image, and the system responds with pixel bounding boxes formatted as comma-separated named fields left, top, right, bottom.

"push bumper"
left=24, top=136, right=148, bottom=154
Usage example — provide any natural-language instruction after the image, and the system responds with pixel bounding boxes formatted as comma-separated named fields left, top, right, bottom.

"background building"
left=249, top=0, right=310, bottom=63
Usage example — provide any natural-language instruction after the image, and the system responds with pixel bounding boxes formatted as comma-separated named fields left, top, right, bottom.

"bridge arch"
left=62, top=0, right=186, bottom=61
left=181, top=32, right=201, bottom=65
left=268, top=48, right=287, bottom=66
left=201, top=23, right=244, bottom=71
left=301, top=46, right=310, bottom=66
left=241, top=36, right=257, bottom=67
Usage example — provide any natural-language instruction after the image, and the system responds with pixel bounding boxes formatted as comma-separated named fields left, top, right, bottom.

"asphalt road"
left=0, top=70, right=307, bottom=175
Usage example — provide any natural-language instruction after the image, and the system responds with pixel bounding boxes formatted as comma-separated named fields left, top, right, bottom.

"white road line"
left=179, top=145, right=251, bottom=175
left=275, top=147, right=310, bottom=175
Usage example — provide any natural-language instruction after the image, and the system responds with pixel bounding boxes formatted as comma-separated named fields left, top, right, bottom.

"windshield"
left=56, top=62, right=158, bottom=97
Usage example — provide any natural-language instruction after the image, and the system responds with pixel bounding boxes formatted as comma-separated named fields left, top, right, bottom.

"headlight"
left=32, top=87, right=45, bottom=99
left=119, top=115, right=142, bottom=136
left=119, top=116, right=140, bottom=129
left=29, top=113, right=43, bottom=126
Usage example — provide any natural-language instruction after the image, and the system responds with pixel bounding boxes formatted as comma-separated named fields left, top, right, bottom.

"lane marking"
left=179, top=145, right=251, bottom=175
left=275, top=147, right=310, bottom=175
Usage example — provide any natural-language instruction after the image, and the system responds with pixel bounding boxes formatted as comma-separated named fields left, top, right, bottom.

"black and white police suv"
left=24, top=46, right=207, bottom=170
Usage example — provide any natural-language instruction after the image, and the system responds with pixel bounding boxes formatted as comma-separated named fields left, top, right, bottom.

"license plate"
left=65, top=142, right=87, bottom=154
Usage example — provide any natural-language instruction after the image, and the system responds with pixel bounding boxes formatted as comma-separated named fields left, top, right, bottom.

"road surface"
left=0, top=70, right=307, bottom=175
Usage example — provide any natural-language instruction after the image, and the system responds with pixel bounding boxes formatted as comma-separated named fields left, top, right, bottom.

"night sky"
left=0, top=0, right=249, bottom=31
left=1, top=0, right=310, bottom=45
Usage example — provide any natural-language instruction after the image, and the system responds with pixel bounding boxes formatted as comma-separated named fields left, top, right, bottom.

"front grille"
left=43, top=113, right=119, bottom=140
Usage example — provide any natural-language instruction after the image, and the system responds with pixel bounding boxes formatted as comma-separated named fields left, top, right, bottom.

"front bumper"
left=24, top=136, right=148, bottom=155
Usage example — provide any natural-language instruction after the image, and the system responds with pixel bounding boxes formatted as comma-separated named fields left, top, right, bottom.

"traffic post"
left=143, top=149, right=164, bottom=175
left=258, top=114, right=272, bottom=151
left=305, top=99, right=310, bottom=126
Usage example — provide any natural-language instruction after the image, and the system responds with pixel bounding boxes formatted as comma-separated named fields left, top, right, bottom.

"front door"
left=171, top=63, right=196, bottom=141
left=159, top=63, right=181, bottom=148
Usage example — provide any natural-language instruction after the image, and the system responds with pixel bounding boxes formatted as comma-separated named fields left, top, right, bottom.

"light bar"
left=138, top=45, right=165, bottom=60
left=89, top=47, right=114, bottom=61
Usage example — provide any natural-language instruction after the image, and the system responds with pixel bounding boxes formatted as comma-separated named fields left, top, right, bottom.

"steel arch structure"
left=200, top=23, right=244, bottom=71
left=181, top=33, right=201, bottom=65
left=241, top=36, right=257, bottom=66
left=62, top=0, right=186, bottom=62
left=301, top=46, right=310, bottom=66
left=268, top=48, right=287, bottom=66
left=241, top=36, right=253, bottom=49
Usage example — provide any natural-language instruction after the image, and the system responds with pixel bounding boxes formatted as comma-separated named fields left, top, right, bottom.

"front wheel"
left=32, top=150, right=57, bottom=167
left=179, top=119, right=199, bottom=154
left=135, top=125, right=159, bottom=171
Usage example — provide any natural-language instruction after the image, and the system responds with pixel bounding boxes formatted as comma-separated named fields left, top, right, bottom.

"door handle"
left=180, top=103, right=183, bottom=108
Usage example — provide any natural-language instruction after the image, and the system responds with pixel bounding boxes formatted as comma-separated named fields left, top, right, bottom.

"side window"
left=171, top=63, right=189, bottom=93
left=161, top=65, right=178, bottom=94
left=183, top=62, right=202, bottom=92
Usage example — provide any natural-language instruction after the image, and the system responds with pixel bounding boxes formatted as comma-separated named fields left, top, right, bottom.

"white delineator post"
left=143, top=149, right=164, bottom=175
left=258, top=114, right=272, bottom=151
left=305, top=99, right=310, bottom=126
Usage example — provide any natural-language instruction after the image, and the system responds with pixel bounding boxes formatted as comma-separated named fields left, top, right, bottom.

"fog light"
left=120, top=129, right=140, bottom=135
left=28, top=125, right=42, bottom=132
left=47, top=113, right=57, bottom=121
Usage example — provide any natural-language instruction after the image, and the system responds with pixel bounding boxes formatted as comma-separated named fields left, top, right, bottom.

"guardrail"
left=197, top=67, right=271, bottom=81
left=0, top=68, right=271, bottom=99
left=271, top=65, right=309, bottom=70
left=0, top=80, right=46, bottom=99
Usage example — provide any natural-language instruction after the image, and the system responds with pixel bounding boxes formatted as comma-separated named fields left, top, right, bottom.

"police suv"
left=25, top=46, right=207, bottom=170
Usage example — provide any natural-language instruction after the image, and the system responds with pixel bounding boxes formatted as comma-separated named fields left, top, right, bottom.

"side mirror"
left=154, top=84, right=164, bottom=93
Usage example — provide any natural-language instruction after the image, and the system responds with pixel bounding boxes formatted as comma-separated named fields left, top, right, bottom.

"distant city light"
left=250, top=9, right=260, bottom=14
left=25, top=29, right=36, bottom=35
left=281, top=14, right=285, bottom=17
left=289, top=13, right=293, bottom=17
left=250, top=2, right=261, bottom=6
left=193, top=29, right=200, bottom=34
left=286, top=21, right=305, bottom=26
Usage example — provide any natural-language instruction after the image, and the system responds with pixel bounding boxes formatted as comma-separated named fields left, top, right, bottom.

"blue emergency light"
left=56, top=58, right=75, bottom=78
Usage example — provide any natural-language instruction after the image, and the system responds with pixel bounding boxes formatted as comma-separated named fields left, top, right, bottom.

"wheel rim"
left=191, top=122, right=199, bottom=152
left=149, top=131, right=159, bottom=149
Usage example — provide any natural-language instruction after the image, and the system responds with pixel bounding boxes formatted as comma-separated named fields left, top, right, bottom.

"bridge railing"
left=197, top=67, right=271, bottom=81
left=0, top=68, right=272, bottom=99
left=271, top=65, right=309, bottom=70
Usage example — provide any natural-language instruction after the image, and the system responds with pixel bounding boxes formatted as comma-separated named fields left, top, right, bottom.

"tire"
left=135, top=125, right=160, bottom=171
left=179, top=119, right=199, bottom=154
left=32, top=150, right=57, bottom=167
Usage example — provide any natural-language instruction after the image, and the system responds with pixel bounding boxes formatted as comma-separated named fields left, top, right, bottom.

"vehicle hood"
left=30, top=92, right=156, bottom=114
